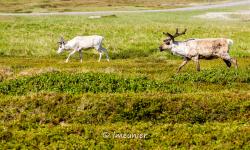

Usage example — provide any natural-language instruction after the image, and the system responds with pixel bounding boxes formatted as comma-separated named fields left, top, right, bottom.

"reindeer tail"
left=227, top=39, right=233, bottom=47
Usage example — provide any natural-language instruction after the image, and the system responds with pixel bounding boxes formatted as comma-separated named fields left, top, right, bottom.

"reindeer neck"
left=171, top=41, right=189, bottom=57
left=64, top=42, right=72, bottom=50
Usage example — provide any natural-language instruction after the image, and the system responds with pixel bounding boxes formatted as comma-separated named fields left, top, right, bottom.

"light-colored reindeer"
left=159, top=28, right=238, bottom=73
left=57, top=35, right=110, bottom=63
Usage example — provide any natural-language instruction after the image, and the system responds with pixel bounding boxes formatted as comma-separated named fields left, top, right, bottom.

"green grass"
left=0, top=6, right=249, bottom=149
left=0, top=9, right=250, bottom=58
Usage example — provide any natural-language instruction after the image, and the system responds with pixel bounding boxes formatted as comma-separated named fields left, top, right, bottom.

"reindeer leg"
left=177, top=58, right=189, bottom=73
left=98, top=52, right=103, bottom=62
left=196, top=60, right=200, bottom=71
left=223, top=59, right=231, bottom=68
left=192, top=56, right=200, bottom=72
left=95, top=46, right=104, bottom=62
left=79, top=50, right=83, bottom=63
left=101, top=47, right=110, bottom=62
left=66, top=49, right=76, bottom=63
left=222, top=54, right=238, bottom=69
left=231, top=58, right=238, bottom=69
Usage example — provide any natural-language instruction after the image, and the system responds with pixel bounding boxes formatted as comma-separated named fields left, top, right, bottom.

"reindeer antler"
left=163, top=28, right=187, bottom=41
left=173, top=28, right=187, bottom=38
left=163, top=32, right=174, bottom=39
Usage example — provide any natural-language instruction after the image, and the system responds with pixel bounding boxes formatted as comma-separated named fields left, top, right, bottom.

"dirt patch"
left=88, top=14, right=117, bottom=19
left=0, top=67, right=13, bottom=81
left=17, top=67, right=60, bottom=77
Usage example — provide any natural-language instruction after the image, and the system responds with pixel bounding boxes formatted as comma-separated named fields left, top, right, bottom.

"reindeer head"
left=57, top=37, right=66, bottom=54
left=159, top=28, right=187, bottom=51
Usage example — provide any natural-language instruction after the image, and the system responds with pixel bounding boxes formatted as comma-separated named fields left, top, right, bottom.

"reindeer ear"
left=60, top=37, right=64, bottom=42
left=58, top=37, right=65, bottom=44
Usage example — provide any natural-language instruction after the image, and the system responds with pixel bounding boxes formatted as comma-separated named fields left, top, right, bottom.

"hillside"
left=0, top=1, right=249, bottom=149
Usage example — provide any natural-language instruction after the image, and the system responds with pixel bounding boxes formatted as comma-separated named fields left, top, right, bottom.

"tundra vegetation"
left=0, top=4, right=249, bottom=149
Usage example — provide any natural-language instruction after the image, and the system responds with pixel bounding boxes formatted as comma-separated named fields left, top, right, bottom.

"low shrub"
left=1, top=92, right=249, bottom=125
left=0, top=72, right=182, bottom=95
left=171, top=69, right=250, bottom=84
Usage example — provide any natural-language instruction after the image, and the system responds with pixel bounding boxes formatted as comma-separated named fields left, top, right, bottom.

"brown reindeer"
left=159, top=28, right=238, bottom=73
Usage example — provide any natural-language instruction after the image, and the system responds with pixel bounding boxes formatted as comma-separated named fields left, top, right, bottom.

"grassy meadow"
left=0, top=4, right=250, bottom=149
left=0, top=0, right=227, bottom=13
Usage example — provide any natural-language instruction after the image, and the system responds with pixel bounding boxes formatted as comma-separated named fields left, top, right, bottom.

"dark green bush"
left=0, top=72, right=182, bottom=95
left=171, top=69, right=250, bottom=84
left=1, top=92, right=249, bottom=126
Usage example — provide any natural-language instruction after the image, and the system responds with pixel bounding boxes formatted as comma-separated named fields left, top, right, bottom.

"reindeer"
left=159, top=28, right=238, bottom=73
left=57, top=35, right=110, bottom=63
